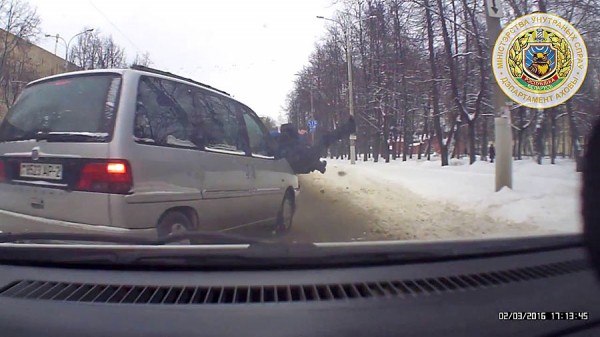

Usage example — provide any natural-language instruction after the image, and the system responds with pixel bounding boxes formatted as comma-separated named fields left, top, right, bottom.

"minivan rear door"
left=0, top=73, right=122, bottom=228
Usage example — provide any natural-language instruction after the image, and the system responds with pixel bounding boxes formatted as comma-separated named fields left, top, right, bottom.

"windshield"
left=0, top=74, right=121, bottom=142
left=0, top=0, right=596, bottom=261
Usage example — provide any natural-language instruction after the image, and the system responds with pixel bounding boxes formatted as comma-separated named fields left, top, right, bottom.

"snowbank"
left=324, top=157, right=581, bottom=234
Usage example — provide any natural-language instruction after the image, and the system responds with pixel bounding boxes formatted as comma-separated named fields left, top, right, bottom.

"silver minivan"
left=0, top=66, right=299, bottom=240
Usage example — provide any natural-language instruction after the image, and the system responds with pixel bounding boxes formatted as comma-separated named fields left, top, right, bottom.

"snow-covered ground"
left=311, top=156, right=581, bottom=240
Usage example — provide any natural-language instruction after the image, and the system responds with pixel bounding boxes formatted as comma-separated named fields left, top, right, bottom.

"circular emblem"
left=493, top=13, right=588, bottom=109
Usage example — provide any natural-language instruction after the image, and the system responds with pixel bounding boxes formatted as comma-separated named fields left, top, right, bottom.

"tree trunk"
left=566, top=101, right=582, bottom=171
left=418, top=112, right=429, bottom=160
left=534, top=109, right=546, bottom=164
left=468, top=120, right=476, bottom=164
left=517, top=107, right=526, bottom=160
left=453, top=122, right=461, bottom=159
left=384, top=115, right=391, bottom=163
left=425, top=0, right=448, bottom=166
left=363, top=134, right=369, bottom=161
left=426, top=129, right=433, bottom=160
left=562, top=114, right=566, bottom=158
left=517, top=127, right=524, bottom=160
left=481, top=116, right=488, bottom=161
left=373, top=132, right=381, bottom=163
left=402, top=75, right=410, bottom=162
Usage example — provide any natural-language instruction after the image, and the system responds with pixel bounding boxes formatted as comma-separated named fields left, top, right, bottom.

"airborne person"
left=275, top=117, right=356, bottom=174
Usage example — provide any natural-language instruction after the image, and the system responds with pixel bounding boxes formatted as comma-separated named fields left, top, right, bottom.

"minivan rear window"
left=0, top=74, right=121, bottom=142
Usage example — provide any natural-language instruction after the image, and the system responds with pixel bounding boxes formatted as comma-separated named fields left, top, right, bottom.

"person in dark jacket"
left=489, top=143, right=496, bottom=163
left=275, top=117, right=356, bottom=174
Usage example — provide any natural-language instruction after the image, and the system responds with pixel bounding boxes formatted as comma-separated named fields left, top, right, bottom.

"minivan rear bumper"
left=0, top=209, right=158, bottom=240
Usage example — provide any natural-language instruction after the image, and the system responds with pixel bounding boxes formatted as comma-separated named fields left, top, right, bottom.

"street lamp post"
left=45, top=28, right=94, bottom=72
left=316, top=15, right=374, bottom=164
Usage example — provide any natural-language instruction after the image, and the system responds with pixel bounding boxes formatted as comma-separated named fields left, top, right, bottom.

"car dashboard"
left=0, top=236, right=598, bottom=337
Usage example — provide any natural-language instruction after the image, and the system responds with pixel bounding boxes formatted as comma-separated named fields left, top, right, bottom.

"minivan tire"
left=157, top=211, right=193, bottom=244
left=274, top=191, right=295, bottom=235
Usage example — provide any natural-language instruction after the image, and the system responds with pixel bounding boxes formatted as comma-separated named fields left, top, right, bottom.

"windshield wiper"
left=0, top=230, right=267, bottom=245
left=35, top=131, right=109, bottom=142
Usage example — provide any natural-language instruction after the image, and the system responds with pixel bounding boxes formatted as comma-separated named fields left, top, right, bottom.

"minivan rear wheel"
left=274, top=191, right=295, bottom=235
left=157, top=211, right=193, bottom=245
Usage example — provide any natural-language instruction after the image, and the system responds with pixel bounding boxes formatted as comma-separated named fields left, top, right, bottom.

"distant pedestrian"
left=489, top=143, right=496, bottom=163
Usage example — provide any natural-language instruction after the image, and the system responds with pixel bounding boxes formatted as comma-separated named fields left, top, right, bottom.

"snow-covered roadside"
left=321, top=157, right=581, bottom=236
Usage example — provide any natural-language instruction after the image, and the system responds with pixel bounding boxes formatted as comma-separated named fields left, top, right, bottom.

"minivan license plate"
left=20, top=163, right=63, bottom=180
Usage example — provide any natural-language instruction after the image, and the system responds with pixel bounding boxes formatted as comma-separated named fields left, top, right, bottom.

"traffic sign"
left=486, top=0, right=503, bottom=18
left=308, top=119, right=318, bottom=130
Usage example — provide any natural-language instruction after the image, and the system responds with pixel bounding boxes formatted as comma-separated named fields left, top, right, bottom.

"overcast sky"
left=28, top=0, right=339, bottom=122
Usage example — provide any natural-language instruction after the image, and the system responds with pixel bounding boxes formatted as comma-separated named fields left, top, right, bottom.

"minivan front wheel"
left=157, top=211, right=193, bottom=244
left=274, top=191, right=295, bottom=235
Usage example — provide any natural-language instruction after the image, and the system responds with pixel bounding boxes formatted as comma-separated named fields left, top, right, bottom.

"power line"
left=87, top=0, right=144, bottom=55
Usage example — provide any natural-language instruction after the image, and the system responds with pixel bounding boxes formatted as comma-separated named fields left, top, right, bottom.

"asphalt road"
left=235, top=174, right=384, bottom=244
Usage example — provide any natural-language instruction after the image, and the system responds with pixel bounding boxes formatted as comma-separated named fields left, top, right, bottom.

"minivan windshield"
left=0, top=74, right=121, bottom=142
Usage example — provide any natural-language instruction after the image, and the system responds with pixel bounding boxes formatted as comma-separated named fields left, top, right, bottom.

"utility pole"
left=54, top=34, right=59, bottom=55
left=484, top=0, right=513, bottom=191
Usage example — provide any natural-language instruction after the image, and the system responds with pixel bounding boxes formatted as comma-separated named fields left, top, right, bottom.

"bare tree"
left=1, top=43, right=38, bottom=110
left=0, top=0, right=40, bottom=73
left=0, top=0, right=40, bottom=113
left=68, top=29, right=102, bottom=70
left=97, top=35, right=126, bottom=69
left=69, top=29, right=127, bottom=70
left=132, top=52, right=152, bottom=67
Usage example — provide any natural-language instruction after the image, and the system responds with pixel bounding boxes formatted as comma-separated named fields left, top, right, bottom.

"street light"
left=45, top=28, right=94, bottom=72
left=316, top=15, right=375, bottom=164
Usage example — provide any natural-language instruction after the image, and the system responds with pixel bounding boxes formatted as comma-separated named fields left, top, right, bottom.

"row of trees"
left=0, top=0, right=151, bottom=115
left=286, top=0, right=600, bottom=166
left=69, top=29, right=151, bottom=70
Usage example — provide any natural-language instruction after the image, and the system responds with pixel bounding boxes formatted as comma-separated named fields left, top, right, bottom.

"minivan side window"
left=134, top=76, right=196, bottom=148
left=240, top=106, right=273, bottom=157
left=193, top=90, right=246, bottom=154
left=134, top=76, right=246, bottom=154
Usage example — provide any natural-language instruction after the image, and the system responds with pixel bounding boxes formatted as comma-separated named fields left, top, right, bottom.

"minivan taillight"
left=77, top=160, right=133, bottom=194
left=0, top=160, right=5, bottom=182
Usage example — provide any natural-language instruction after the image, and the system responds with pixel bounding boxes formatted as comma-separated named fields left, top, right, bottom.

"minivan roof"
left=26, top=68, right=232, bottom=99
left=26, top=69, right=125, bottom=87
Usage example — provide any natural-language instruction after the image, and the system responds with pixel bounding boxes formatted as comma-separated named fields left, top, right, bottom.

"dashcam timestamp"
left=499, top=312, right=589, bottom=321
